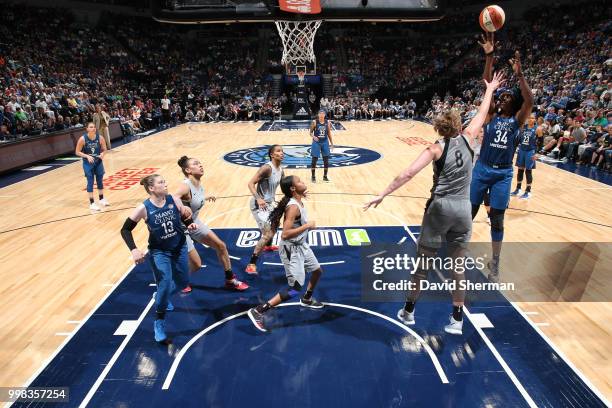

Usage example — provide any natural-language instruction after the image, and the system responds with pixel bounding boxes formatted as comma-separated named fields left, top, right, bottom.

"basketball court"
left=1, top=120, right=610, bottom=407
left=1, top=0, right=611, bottom=407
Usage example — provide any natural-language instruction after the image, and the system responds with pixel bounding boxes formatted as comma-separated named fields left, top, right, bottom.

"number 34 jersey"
left=479, top=115, right=520, bottom=166
left=430, top=134, right=474, bottom=199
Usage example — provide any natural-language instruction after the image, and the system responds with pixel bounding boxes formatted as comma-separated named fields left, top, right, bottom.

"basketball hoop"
left=275, top=20, right=322, bottom=73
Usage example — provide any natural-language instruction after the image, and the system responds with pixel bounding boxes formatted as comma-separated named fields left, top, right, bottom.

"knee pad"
left=525, top=169, right=533, bottom=184
left=489, top=209, right=505, bottom=241
left=279, top=282, right=302, bottom=301
left=517, top=168, right=524, bottom=181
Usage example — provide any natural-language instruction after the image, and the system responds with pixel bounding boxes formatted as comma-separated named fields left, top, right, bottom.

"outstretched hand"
left=484, top=71, right=506, bottom=91
left=509, top=50, right=523, bottom=76
left=478, top=32, right=499, bottom=55
left=363, top=195, right=384, bottom=211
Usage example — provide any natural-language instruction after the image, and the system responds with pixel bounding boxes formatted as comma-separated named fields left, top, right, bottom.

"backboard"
left=152, top=0, right=445, bottom=24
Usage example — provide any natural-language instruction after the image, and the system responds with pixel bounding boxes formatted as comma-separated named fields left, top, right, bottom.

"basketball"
left=479, top=5, right=505, bottom=32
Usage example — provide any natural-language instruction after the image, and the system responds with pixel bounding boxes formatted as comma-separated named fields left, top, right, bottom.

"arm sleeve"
left=120, top=218, right=138, bottom=251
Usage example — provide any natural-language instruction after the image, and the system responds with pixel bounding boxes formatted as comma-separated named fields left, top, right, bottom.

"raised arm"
left=364, top=143, right=442, bottom=210
left=464, top=71, right=505, bottom=143
left=510, top=51, right=534, bottom=127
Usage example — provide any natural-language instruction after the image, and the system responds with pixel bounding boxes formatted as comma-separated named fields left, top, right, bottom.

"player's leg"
left=398, top=200, right=442, bottom=326
left=247, top=244, right=306, bottom=332
left=84, top=168, right=98, bottom=210
left=521, top=151, right=536, bottom=199
left=149, top=250, right=173, bottom=343
left=95, top=164, right=109, bottom=206
left=487, top=169, right=513, bottom=282
left=200, top=229, right=248, bottom=291
left=310, top=142, right=321, bottom=182
left=322, top=142, right=331, bottom=182
left=299, top=244, right=324, bottom=308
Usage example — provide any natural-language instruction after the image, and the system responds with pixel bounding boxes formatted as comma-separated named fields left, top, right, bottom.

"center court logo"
left=223, top=145, right=381, bottom=168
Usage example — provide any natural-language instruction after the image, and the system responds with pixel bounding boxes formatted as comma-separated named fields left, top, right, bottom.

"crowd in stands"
left=424, top=1, right=611, bottom=171
left=1, top=1, right=610, bottom=172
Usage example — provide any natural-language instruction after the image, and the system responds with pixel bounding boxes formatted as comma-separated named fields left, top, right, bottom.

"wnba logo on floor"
left=223, top=145, right=381, bottom=169
left=236, top=228, right=371, bottom=247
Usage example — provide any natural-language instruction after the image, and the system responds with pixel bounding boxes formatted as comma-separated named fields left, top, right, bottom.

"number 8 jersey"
left=144, top=195, right=186, bottom=251
left=430, top=134, right=474, bottom=199
left=479, top=116, right=520, bottom=166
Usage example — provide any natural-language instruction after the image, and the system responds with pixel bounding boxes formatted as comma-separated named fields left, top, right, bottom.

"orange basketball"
left=479, top=5, right=505, bottom=32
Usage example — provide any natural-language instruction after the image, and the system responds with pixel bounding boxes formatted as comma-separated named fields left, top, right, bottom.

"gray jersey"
left=256, top=162, right=283, bottom=203
left=281, top=198, right=309, bottom=245
left=430, top=135, right=473, bottom=199
left=183, top=179, right=205, bottom=220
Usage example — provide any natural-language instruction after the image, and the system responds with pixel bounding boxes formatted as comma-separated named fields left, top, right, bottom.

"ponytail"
left=140, top=174, right=160, bottom=194
left=268, top=175, right=295, bottom=231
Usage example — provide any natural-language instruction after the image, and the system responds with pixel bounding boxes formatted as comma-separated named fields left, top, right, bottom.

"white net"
left=274, top=20, right=322, bottom=67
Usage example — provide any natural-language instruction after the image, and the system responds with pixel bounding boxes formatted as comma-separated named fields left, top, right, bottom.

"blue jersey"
left=479, top=116, right=520, bottom=166
left=81, top=133, right=101, bottom=167
left=313, top=119, right=329, bottom=142
left=519, top=125, right=538, bottom=151
left=144, top=195, right=185, bottom=251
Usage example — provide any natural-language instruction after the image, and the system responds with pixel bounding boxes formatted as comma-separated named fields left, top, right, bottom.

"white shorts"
left=250, top=198, right=276, bottom=231
left=279, top=242, right=320, bottom=287
left=186, top=218, right=211, bottom=252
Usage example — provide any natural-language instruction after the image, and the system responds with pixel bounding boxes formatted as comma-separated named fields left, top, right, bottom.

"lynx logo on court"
left=236, top=228, right=370, bottom=248
left=224, top=145, right=381, bottom=169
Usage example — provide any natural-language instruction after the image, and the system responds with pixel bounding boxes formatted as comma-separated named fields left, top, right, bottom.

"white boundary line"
left=18, top=262, right=139, bottom=390
left=161, top=302, right=449, bottom=390
left=79, top=297, right=155, bottom=407
left=510, top=302, right=611, bottom=406
left=408, top=233, right=538, bottom=407
left=463, top=307, right=538, bottom=408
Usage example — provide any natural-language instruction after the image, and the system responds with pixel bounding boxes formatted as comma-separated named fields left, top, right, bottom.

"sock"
left=224, top=269, right=234, bottom=280
left=526, top=185, right=531, bottom=193
left=99, top=194, right=104, bottom=200
left=89, top=197, right=94, bottom=204
left=452, top=305, right=463, bottom=321
left=256, top=302, right=271, bottom=314
left=249, top=254, right=259, bottom=265
left=303, top=289, right=313, bottom=300
left=156, top=311, right=166, bottom=320
left=265, top=238, right=273, bottom=247
left=404, top=301, right=415, bottom=313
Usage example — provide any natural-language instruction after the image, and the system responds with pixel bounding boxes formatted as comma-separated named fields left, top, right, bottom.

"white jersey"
left=281, top=198, right=309, bottom=245
left=183, top=178, right=205, bottom=220
left=257, top=161, right=283, bottom=203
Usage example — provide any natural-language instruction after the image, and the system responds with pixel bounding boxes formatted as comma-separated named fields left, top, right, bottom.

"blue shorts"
left=83, top=161, right=105, bottom=192
left=311, top=140, right=330, bottom=158
left=516, top=149, right=536, bottom=170
left=470, top=161, right=514, bottom=210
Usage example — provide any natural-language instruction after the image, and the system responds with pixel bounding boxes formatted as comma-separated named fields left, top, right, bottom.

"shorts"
left=470, top=161, right=514, bottom=210
left=250, top=198, right=276, bottom=231
left=186, top=218, right=211, bottom=252
left=83, top=161, right=105, bottom=192
left=279, top=242, right=320, bottom=287
left=516, top=149, right=536, bottom=170
left=311, top=140, right=330, bottom=158
left=418, top=197, right=472, bottom=250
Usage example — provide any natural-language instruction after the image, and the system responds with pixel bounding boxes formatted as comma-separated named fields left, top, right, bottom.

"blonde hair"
left=433, top=110, right=461, bottom=139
